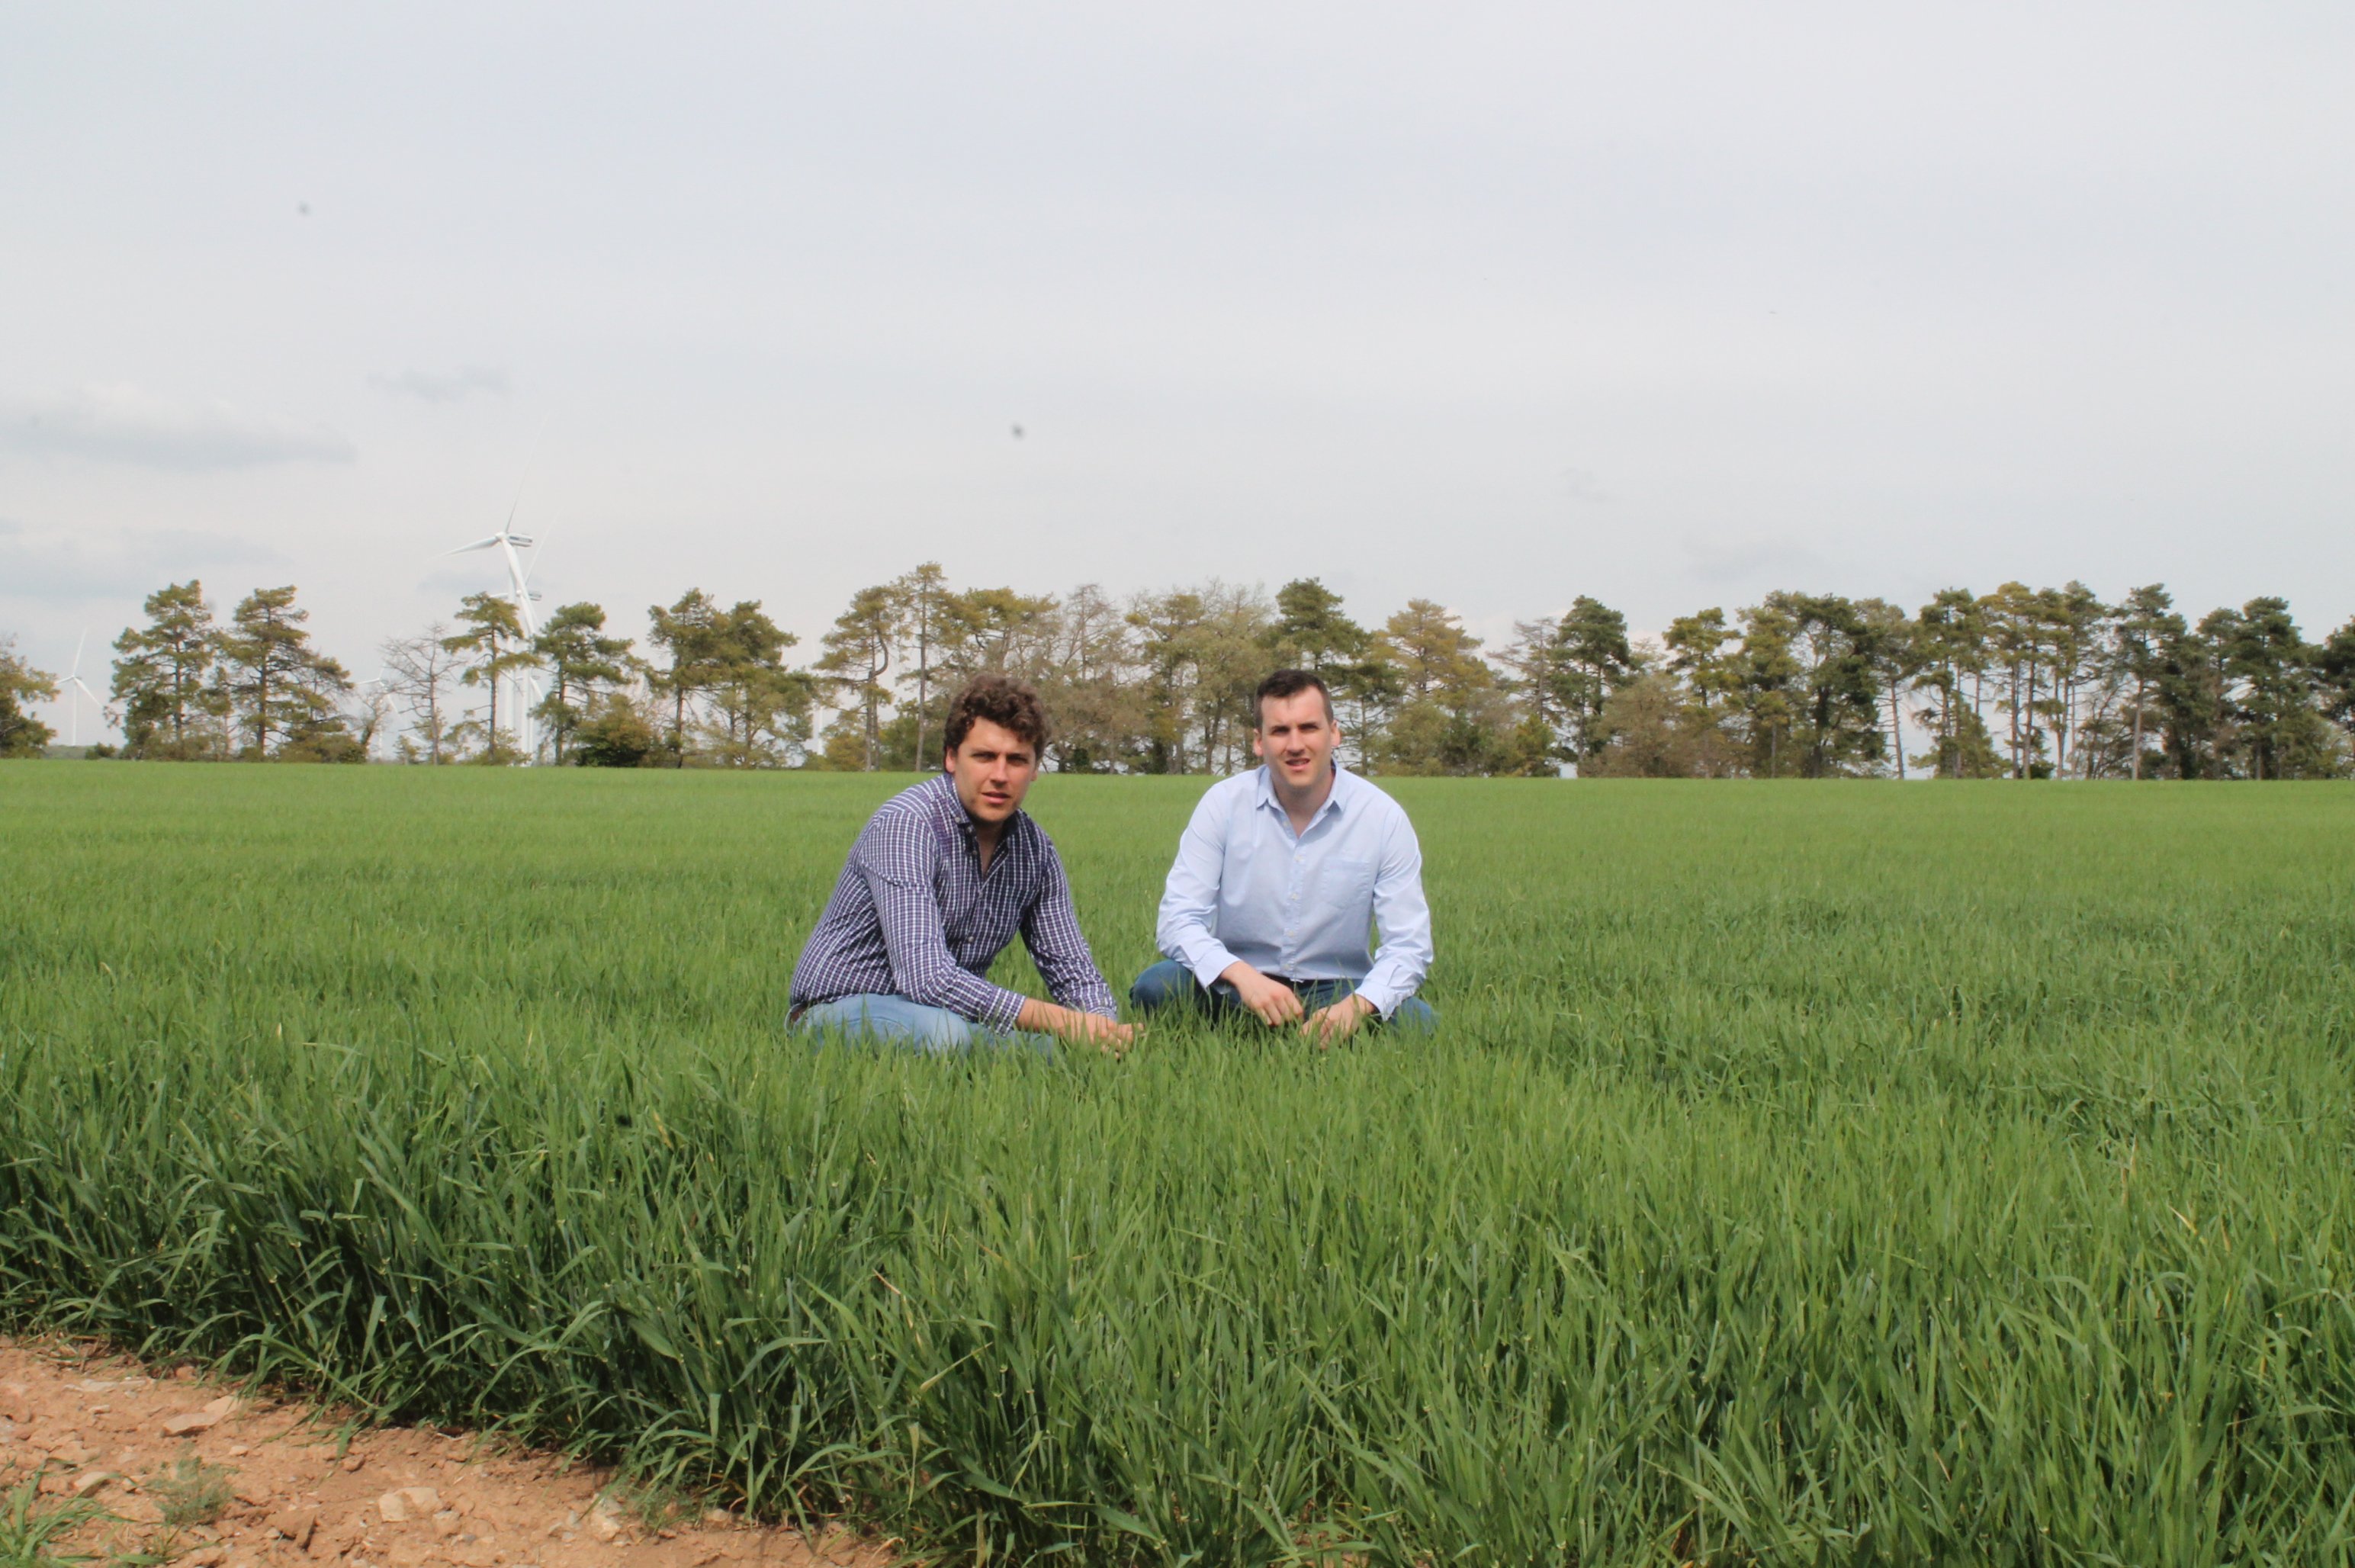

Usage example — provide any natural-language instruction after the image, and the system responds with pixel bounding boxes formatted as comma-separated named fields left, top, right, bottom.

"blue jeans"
left=792, top=994, right=1055, bottom=1055
left=1129, top=959, right=1437, bottom=1033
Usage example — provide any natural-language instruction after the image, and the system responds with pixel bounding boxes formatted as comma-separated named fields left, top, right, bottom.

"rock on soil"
left=0, top=1339, right=884, bottom=1568
left=160, top=1396, right=241, bottom=1437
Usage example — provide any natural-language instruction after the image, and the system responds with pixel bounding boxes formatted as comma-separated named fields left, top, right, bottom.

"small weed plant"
left=143, top=1458, right=233, bottom=1532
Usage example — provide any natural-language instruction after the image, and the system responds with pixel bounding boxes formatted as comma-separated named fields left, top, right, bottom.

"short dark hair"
left=1254, top=669, right=1334, bottom=728
left=944, top=673, right=1050, bottom=757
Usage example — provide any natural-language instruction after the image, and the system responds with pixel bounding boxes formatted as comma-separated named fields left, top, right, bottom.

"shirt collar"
left=933, top=772, right=1025, bottom=847
left=1254, top=762, right=1348, bottom=824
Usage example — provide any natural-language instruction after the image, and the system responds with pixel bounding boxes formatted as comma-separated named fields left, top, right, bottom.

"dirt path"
left=0, top=1340, right=885, bottom=1568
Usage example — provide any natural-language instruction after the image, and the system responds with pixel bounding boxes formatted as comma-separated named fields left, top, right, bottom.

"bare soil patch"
left=0, top=1339, right=885, bottom=1568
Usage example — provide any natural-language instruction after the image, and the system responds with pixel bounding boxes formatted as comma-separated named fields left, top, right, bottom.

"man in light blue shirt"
left=1132, top=669, right=1436, bottom=1040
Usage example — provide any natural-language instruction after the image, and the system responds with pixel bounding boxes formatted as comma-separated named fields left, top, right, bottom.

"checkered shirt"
left=790, top=773, right=1120, bottom=1027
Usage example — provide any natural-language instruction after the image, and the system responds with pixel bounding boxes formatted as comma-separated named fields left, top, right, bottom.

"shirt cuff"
left=974, top=983, right=1030, bottom=1032
left=1352, top=977, right=1407, bottom=1019
left=1182, top=940, right=1241, bottom=991
left=1055, top=982, right=1120, bottom=1020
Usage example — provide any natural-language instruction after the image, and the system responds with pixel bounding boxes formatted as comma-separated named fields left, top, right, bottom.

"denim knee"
left=795, top=994, right=978, bottom=1053
left=1129, top=959, right=1197, bottom=1012
left=1388, top=995, right=1439, bottom=1033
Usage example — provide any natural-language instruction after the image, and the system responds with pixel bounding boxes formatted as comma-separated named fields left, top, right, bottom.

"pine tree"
left=1913, top=589, right=2003, bottom=776
left=532, top=603, right=634, bottom=765
left=1763, top=593, right=1885, bottom=779
left=1854, top=598, right=1920, bottom=779
left=2157, top=612, right=2225, bottom=779
left=111, top=580, right=219, bottom=759
left=2111, top=586, right=2180, bottom=779
left=1553, top=596, right=1636, bottom=766
left=2216, top=596, right=2330, bottom=779
left=218, top=586, right=351, bottom=758
left=702, top=600, right=810, bottom=766
left=1272, top=578, right=1370, bottom=675
left=442, top=593, right=540, bottom=763
left=646, top=590, right=729, bottom=767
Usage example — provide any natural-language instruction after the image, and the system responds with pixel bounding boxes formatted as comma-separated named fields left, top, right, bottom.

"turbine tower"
left=61, top=630, right=105, bottom=749
left=441, top=505, right=545, bottom=762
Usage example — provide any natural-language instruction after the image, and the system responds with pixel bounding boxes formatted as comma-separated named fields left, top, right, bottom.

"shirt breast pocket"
left=1317, top=856, right=1377, bottom=909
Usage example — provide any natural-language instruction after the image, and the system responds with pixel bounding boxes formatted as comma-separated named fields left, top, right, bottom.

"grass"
left=2, top=764, right=2353, bottom=1563
left=0, top=1475, right=105, bottom=1568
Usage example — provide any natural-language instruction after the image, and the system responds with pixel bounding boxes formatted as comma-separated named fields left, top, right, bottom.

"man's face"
left=1251, top=689, right=1339, bottom=789
left=944, top=717, right=1040, bottom=826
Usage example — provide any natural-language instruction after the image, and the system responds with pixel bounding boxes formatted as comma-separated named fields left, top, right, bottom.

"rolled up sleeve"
left=1352, top=814, right=1432, bottom=1018
left=861, top=821, right=1030, bottom=1030
left=1156, top=792, right=1241, bottom=989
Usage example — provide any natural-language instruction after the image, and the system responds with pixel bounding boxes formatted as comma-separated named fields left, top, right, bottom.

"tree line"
left=6, top=569, right=2353, bottom=778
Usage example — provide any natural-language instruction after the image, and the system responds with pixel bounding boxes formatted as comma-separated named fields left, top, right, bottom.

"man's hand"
left=1017, top=998, right=1137, bottom=1056
left=1066, top=1010, right=1136, bottom=1056
left=1220, top=962, right=1305, bottom=1027
left=1301, top=992, right=1377, bottom=1047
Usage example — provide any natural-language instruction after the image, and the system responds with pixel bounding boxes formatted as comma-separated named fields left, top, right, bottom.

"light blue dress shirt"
left=1155, top=764, right=1434, bottom=1017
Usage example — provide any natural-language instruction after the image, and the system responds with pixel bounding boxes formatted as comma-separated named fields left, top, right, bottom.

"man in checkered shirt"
left=789, top=674, right=1133, bottom=1053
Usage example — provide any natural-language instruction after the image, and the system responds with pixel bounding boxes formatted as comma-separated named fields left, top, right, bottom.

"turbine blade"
left=442, top=536, right=503, bottom=556
left=499, top=541, right=539, bottom=636
left=500, top=417, right=551, bottom=538
left=519, top=526, right=552, bottom=591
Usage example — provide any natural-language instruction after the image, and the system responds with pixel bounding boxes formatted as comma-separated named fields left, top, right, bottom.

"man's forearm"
left=1017, top=996, right=1119, bottom=1035
left=1017, top=997, right=1071, bottom=1033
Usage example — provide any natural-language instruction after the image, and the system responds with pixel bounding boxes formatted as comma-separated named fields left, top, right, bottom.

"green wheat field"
left=4, top=765, right=2353, bottom=1565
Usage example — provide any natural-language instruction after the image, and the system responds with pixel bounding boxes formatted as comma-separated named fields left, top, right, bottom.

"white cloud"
left=1561, top=468, right=1611, bottom=506
left=368, top=365, right=511, bottom=403
left=0, top=386, right=357, bottom=471
left=1681, top=535, right=1830, bottom=589
left=0, top=516, right=286, bottom=603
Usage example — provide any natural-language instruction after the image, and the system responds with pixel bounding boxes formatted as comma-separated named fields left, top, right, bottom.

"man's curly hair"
left=943, top=673, right=1051, bottom=757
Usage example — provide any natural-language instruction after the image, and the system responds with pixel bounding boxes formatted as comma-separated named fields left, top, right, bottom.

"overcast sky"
left=5, top=2, right=2351, bottom=741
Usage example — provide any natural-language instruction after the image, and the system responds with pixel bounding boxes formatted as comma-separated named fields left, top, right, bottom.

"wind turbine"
left=441, top=516, right=544, bottom=761
left=440, top=446, right=550, bottom=760
left=511, top=535, right=557, bottom=760
left=442, top=510, right=540, bottom=637
left=458, top=419, right=551, bottom=636
left=61, top=630, right=105, bottom=748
